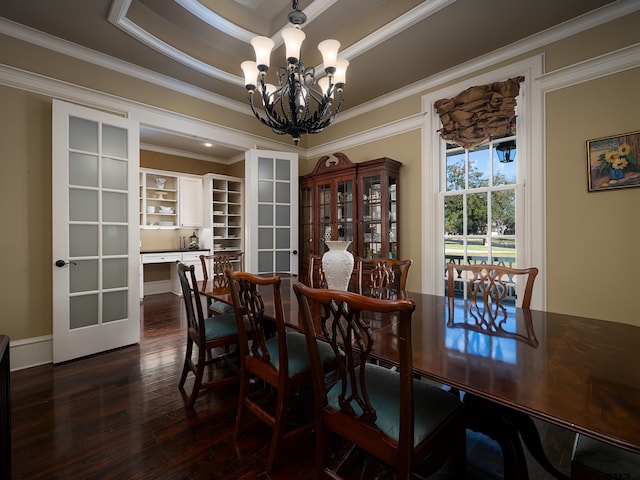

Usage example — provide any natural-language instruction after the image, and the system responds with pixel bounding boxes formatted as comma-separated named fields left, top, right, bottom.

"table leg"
left=463, top=394, right=570, bottom=480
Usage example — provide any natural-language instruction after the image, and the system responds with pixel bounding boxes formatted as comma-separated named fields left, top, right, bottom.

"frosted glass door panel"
left=276, top=251, right=289, bottom=272
left=69, top=189, right=98, bottom=221
left=70, top=225, right=99, bottom=257
left=102, top=124, right=127, bottom=158
left=102, top=158, right=127, bottom=190
left=276, top=182, right=290, bottom=203
left=259, top=228, right=273, bottom=249
left=259, top=158, right=273, bottom=179
left=258, top=205, right=273, bottom=224
left=70, top=259, right=99, bottom=293
left=103, top=225, right=128, bottom=255
left=276, top=229, right=289, bottom=249
left=70, top=295, right=99, bottom=329
left=103, top=258, right=128, bottom=289
left=69, top=153, right=98, bottom=187
left=258, top=181, right=273, bottom=202
left=103, top=192, right=127, bottom=222
left=276, top=205, right=290, bottom=226
left=103, top=291, right=127, bottom=323
left=258, top=252, right=273, bottom=273
left=69, top=117, right=98, bottom=152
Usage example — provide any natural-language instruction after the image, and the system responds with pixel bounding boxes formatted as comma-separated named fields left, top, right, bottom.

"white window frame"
left=421, top=55, right=546, bottom=310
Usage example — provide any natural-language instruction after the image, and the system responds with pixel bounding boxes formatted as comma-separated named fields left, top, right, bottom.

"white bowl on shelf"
left=158, top=221, right=174, bottom=226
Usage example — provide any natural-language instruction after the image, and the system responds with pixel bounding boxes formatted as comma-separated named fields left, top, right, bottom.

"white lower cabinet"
left=140, top=250, right=209, bottom=298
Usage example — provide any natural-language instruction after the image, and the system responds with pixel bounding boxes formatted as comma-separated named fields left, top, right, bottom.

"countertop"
left=140, top=248, right=210, bottom=254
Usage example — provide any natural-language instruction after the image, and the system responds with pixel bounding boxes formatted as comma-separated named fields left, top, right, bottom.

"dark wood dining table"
left=200, top=274, right=640, bottom=478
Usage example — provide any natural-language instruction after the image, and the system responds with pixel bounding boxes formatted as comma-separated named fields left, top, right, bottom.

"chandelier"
left=241, top=0, right=349, bottom=146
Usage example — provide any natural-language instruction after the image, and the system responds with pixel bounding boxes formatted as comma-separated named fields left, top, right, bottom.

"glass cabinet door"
left=317, top=178, right=355, bottom=254
left=336, top=179, right=354, bottom=244
left=318, top=182, right=332, bottom=251
left=357, top=158, right=401, bottom=260
left=361, top=175, right=383, bottom=258
left=389, top=174, right=398, bottom=259
left=300, top=185, right=313, bottom=263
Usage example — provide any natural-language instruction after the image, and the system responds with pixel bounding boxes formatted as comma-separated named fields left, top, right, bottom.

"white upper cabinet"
left=178, top=175, right=204, bottom=228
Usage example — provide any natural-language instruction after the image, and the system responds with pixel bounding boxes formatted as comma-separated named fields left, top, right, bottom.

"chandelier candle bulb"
left=250, top=36, right=274, bottom=71
left=317, top=77, right=333, bottom=98
left=334, top=58, right=349, bottom=89
left=281, top=27, right=305, bottom=64
left=318, top=39, right=340, bottom=73
left=241, top=61, right=258, bottom=91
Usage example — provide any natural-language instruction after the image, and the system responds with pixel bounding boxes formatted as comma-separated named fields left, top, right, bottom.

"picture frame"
left=587, top=130, right=640, bottom=192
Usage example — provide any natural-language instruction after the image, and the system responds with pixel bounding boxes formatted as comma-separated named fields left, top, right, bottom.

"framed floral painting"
left=587, top=130, right=640, bottom=192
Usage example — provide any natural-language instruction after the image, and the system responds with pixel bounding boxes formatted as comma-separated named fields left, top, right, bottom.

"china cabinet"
left=299, top=152, right=401, bottom=280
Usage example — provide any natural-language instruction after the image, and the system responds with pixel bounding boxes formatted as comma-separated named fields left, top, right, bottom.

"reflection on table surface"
left=200, top=273, right=640, bottom=454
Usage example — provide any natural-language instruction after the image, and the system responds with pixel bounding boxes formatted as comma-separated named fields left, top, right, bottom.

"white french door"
left=244, top=149, right=299, bottom=275
left=52, top=99, right=140, bottom=363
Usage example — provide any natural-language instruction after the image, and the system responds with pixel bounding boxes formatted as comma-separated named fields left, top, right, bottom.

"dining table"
left=199, top=273, right=640, bottom=479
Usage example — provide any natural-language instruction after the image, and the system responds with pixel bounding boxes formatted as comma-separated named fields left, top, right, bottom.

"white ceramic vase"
left=322, top=240, right=354, bottom=291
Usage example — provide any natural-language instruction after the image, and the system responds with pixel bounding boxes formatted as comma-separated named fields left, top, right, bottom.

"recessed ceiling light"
left=204, top=142, right=213, bottom=147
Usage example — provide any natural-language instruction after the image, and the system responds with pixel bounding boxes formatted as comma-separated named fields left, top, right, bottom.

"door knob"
left=55, top=260, right=77, bottom=267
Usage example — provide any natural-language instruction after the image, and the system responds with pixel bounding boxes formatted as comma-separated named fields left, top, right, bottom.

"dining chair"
left=199, top=252, right=244, bottom=315
left=176, top=262, right=239, bottom=409
left=225, top=270, right=337, bottom=473
left=571, top=434, right=640, bottom=479
left=293, top=282, right=467, bottom=480
left=446, top=262, right=538, bottom=310
left=355, top=257, right=412, bottom=298
left=445, top=262, right=572, bottom=478
left=307, top=254, right=327, bottom=288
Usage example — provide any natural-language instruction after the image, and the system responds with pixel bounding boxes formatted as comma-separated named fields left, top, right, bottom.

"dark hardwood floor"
left=10, top=293, right=574, bottom=480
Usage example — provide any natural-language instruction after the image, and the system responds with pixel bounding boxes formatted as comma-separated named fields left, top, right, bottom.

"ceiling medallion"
left=241, top=0, right=348, bottom=146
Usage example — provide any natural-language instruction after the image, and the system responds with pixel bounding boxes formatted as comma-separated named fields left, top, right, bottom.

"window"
left=420, top=57, right=545, bottom=309
left=443, top=134, right=519, bottom=298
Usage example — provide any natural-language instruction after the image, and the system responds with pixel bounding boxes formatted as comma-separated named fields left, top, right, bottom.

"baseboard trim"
left=10, top=335, right=53, bottom=371
left=144, top=280, right=171, bottom=296
left=11, top=281, right=175, bottom=371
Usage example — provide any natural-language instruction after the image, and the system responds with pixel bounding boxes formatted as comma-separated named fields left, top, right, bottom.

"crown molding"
left=305, top=113, right=424, bottom=159
left=0, top=16, right=250, bottom=114
left=538, top=42, right=640, bottom=92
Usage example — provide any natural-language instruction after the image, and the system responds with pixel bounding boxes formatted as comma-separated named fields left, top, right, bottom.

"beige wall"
left=1, top=12, right=639, bottom=346
left=545, top=68, right=640, bottom=325
left=0, top=88, right=52, bottom=340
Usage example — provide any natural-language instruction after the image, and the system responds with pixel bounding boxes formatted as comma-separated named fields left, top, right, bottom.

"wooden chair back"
left=307, top=254, right=327, bottom=288
left=225, top=270, right=285, bottom=376
left=446, top=262, right=538, bottom=312
left=200, top=252, right=244, bottom=288
left=176, top=262, right=239, bottom=408
left=355, top=257, right=412, bottom=297
left=177, top=262, right=207, bottom=341
left=293, top=282, right=465, bottom=479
